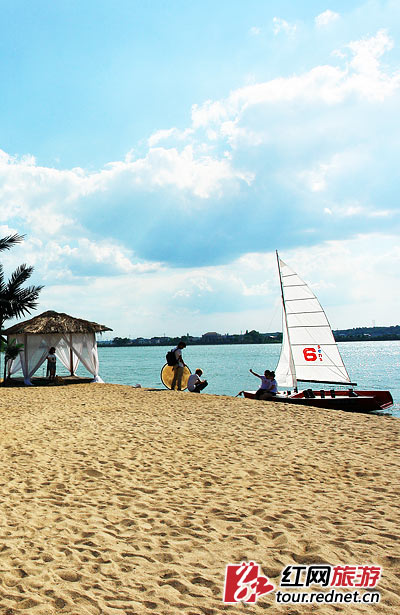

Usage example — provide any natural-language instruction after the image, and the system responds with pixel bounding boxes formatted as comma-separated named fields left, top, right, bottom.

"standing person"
left=187, top=368, right=208, bottom=393
left=249, top=368, right=277, bottom=399
left=47, top=347, right=57, bottom=381
left=171, top=341, right=187, bottom=391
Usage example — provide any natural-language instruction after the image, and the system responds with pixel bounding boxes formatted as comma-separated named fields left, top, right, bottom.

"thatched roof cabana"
left=4, top=311, right=112, bottom=385
left=4, top=310, right=112, bottom=335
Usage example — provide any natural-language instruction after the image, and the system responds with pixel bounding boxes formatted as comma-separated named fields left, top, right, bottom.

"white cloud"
left=87, top=145, right=254, bottom=200
left=2, top=28, right=400, bottom=336
left=189, top=31, right=400, bottom=140
left=345, top=30, right=399, bottom=101
left=191, top=100, right=229, bottom=129
left=315, top=10, right=340, bottom=28
left=23, top=234, right=400, bottom=336
left=3, top=29, right=387, bottom=241
left=131, top=145, right=254, bottom=198
left=220, top=119, right=263, bottom=148
left=249, top=26, right=261, bottom=36
left=26, top=208, right=76, bottom=236
left=369, top=210, right=392, bottom=218
left=348, top=28, right=393, bottom=74
left=191, top=277, right=213, bottom=292
left=2, top=234, right=163, bottom=285
left=0, top=223, right=20, bottom=237
left=241, top=281, right=270, bottom=296
left=339, top=204, right=365, bottom=216
left=75, top=238, right=160, bottom=274
left=272, top=17, right=297, bottom=37
left=0, top=143, right=254, bottom=240
left=147, top=127, right=194, bottom=147
left=298, top=149, right=370, bottom=192
left=269, top=235, right=400, bottom=328
left=173, top=289, right=192, bottom=298
left=148, top=128, right=177, bottom=147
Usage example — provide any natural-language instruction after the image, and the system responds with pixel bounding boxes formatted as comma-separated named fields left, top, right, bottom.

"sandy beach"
left=0, top=383, right=399, bottom=614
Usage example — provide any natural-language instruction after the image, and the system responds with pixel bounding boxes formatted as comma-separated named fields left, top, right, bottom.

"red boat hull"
left=242, top=389, right=393, bottom=412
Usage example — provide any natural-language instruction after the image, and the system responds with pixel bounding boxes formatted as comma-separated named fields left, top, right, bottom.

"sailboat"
left=242, top=252, right=393, bottom=412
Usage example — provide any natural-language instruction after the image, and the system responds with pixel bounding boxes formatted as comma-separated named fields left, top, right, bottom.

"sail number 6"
left=303, top=347, right=318, bottom=361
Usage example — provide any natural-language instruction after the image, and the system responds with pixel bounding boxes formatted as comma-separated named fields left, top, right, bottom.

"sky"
left=0, top=0, right=399, bottom=338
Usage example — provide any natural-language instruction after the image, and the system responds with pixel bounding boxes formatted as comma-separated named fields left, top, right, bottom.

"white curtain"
left=7, top=333, right=103, bottom=384
left=70, top=333, right=103, bottom=382
left=55, top=335, right=74, bottom=372
left=7, top=340, right=22, bottom=376
left=8, top=334, right=51, bottom=385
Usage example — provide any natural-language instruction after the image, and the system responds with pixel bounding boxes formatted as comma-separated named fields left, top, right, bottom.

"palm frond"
left=0, top=233, right=25, bottom=252
left=6, top=264, right=35, bottom=295
left=0, top=233, right=44, bottom=329
left=1, top=338, right=24, bottom=361
left=3, top=285, right=43, bottom=320
left=0, top=265, right=6, bottom=294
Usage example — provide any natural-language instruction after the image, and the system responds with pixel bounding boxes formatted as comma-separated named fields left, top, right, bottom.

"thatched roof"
left=3, top=311, right=112, bottom=335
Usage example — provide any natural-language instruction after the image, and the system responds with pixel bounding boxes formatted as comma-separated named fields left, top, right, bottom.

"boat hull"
left=242, top=389, right=393, bottom=412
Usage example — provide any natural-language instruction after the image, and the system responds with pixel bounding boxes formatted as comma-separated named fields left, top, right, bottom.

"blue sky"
left=1, top=0, right=399, bottom=337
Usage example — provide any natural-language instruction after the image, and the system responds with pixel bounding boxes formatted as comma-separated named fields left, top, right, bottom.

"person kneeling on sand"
left=187, top=368, right=208, bottom=393
left=250, top=368, right=277, bottom=399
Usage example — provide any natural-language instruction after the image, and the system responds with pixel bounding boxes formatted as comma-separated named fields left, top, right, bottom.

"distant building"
left=202, top=331, right=222, bottom=343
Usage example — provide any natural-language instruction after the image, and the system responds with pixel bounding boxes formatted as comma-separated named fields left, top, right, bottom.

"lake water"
left=53, top=340, right=400, bottom=417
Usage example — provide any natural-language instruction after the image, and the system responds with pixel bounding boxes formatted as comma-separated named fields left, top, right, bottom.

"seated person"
left=249, top=368, right=278, bottom=399
left=187, top=368, right=208, bottom=393
left=259, top=370, right=278, bottom=400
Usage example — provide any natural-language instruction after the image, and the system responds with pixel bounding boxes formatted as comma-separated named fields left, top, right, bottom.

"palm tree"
left=0, top=233, right=43, bottom=381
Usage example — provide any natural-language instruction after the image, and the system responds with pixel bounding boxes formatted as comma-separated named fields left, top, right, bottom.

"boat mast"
left=276, top=250, right=297, bottom=390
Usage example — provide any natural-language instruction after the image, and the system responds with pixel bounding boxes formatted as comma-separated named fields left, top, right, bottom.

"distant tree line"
left=100, top=330, right=282, bottom=347
left=334, top=325, right=400, bottom=342
left=99, top=325, right=400, bottom=347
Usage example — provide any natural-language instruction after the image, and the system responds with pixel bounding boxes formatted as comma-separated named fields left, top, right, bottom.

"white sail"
left=275, top=309, right=297, bottom=388
left=275, top=256, right=352, bottom=386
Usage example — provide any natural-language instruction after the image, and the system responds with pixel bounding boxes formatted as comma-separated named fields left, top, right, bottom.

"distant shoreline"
left=98, top=326, right=400, bottom=348
left=99, top=336, right=400, bottom=348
